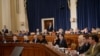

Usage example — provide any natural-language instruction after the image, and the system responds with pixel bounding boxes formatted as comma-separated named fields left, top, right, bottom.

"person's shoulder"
left=97, top=43, right=100, bottom=46
left=96, top=43, right=100, bottom=49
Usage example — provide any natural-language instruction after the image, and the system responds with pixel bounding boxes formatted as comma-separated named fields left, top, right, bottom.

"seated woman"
left=23, top=35, right=30, bottom=43
left=32, top=35, right=40, bottom=43
left=40, top=35, right=47, bottom=44
left=54, top=34, right=67, bottom=48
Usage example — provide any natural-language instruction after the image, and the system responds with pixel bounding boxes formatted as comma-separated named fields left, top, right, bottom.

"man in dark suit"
left=23, top=35, right=30, bottom=43
left=2, top=25, right=8, bottom=34
left=47, top=22, right=53, bottom=32
left=32, top=35, right=40, bottom=43
left=0, top=31, right=2, bottom=36
left=77, top=34, right=90, bottom=54
left=81, top=35, right=100, bottom=56
left=12, top=35, right=20, bottom=43
left=40, top=35, right=47, bottom=44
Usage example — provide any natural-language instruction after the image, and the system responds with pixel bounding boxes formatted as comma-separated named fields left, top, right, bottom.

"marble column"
left=69, top=0, right=77, bottom=30
left=17, top=0, right=29, bottom=31
left=10, top=0, right=18, bottom=32
left=1, top=0, right=11, bottom=30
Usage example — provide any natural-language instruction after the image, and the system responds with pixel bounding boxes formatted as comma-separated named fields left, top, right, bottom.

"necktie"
left=91, top=45, right=95, bottom=54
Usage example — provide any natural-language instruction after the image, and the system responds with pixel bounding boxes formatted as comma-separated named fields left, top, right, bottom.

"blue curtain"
left=26, top=0, right=70, bottom=32
left=77, top=0, right=100, bottom=30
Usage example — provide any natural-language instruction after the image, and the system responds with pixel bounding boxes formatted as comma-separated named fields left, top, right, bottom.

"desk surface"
left=0, top=43, right=67, bottom=56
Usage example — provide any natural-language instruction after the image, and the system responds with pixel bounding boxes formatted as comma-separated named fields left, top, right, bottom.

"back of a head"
left=78, top=35, right=84, bottom=40
left=91, top=35, right=99, bottom=43
left=78, top=34, right=84, bottom=43
left=83, top=34, right=89, bottom=39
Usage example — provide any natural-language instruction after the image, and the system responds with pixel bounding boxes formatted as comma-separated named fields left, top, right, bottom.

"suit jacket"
left=55, top=39, right=67, bottom=48
left=32, top=38, right=40, bottom=43
left=23, top=40, right=30, bottom=43
left=40, top=39, right=47, bottom=44
left=12, top=40, right=20, bottom=43
left=0, top=31, right=2, bottom=35
left=77, top=43, right=90, bottom=54
left=85, top=43, right=100, bottom=56
left=2, top=29, right=8, bottom=33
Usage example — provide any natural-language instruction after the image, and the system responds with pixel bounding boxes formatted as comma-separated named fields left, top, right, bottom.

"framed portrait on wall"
left=41, top=18, right=54, bottom=32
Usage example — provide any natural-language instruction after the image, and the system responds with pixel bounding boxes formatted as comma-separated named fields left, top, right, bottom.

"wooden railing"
left=0, top=34, right=78, bottom=48
left=0, top=43, right=66, bottom=56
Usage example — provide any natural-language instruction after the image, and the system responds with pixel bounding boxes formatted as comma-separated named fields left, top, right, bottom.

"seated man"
left=80, top=35, right=100, bottom=56
left=81, top=27, right=89, bottom=34
left=2, top=25, right=9, bottom=34
left=23, top=35, right=30, bottom=43
left=42, top=29, right=49, bottom=36
left=77, top=34, right=90, bottom=54
left=74, top=28, right=81, bottom=34
left=40, top=35, right=47, bottom=44
left=18, top=31, right=24, bottom=37
left=12, top=35, right=19, bottom=43
left=35, top=28, right=41, bottom=35
left=57, top=28, right=64, bottom=35
left=32, top=35, right=40, bottom=43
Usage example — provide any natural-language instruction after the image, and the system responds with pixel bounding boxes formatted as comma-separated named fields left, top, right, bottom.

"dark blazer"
left=47, top=25, right=53, bottom=32
left=40, top=39, right=47, bottom=44
left=12, top=40, right=20, bottom=43
left=32, top=38, right=40, bottom=43
left=23, top=40, right=30, bottom=43
left=0, top=31, right=2, bottom=35
left=54, top=39, right=67, bottom=48
left=77, top=43, right=90, bottom=54
left=2, top=29, right=8, bottom=34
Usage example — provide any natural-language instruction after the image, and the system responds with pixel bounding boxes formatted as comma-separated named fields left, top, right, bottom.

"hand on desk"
left=65, top=49, right=79, bottom=56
